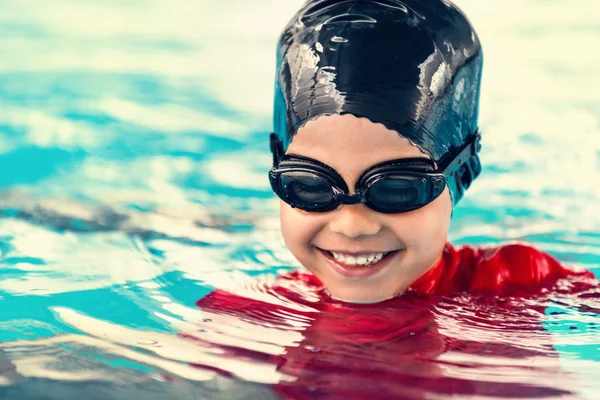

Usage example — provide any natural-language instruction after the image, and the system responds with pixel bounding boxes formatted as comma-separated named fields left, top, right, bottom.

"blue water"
left=0, top=0, right=599, bottom=398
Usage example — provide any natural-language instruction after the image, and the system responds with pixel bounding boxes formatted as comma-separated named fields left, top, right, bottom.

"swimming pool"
left=0, top=0, right=599, bottom=398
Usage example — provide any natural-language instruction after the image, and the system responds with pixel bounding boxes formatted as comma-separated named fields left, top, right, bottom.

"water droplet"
left=331, top=36, right=348, bottom=43
left=203, top=318, right=212, bottom=323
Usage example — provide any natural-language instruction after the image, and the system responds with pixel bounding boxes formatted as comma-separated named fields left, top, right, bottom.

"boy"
left=191, top=0, right=596, bottom=397
left=265, top=0, right=592, bottom=303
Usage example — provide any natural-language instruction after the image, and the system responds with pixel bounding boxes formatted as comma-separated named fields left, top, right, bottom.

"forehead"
left=286, top=114, right=429, bottom=178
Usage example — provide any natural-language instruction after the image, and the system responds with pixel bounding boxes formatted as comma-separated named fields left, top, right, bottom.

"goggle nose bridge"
left=333, top=191, right=365, bottom=205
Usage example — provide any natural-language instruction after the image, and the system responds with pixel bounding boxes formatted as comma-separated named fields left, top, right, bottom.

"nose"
left=328, top=204, right=382, bottom=239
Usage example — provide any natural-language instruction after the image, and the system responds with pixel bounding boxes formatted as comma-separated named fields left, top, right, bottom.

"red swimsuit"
left=411, top=242, right=593, bottom=295
left=192, top=243, right=595, bottom=399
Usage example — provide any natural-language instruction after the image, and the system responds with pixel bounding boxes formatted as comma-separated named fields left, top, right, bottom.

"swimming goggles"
left=269, top=132, right=481, bottom=214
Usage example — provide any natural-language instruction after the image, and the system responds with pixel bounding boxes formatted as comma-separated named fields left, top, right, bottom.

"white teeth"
left=329, top=251, right=388, bottom=267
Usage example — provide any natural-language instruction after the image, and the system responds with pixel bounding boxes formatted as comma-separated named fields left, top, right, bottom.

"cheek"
left=388, top=188, right=452, bottom=252
left=279, top=201, right=325, bottom=262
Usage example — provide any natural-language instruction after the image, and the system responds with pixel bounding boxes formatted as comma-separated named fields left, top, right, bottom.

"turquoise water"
left=0, top=0, right=599, bottom=398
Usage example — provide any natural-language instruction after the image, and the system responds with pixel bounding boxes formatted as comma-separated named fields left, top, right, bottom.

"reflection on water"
left=2, top=275, right=599, bottom=399
left=0, top=0, right=599, bottom=398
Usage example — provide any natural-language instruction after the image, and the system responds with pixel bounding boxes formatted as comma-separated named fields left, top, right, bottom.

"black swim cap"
left=272, top=0, right=483, bottom=206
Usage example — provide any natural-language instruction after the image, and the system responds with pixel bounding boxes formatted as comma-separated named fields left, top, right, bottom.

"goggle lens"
left=366, top=176, right=426, bottom=212
left=280, top=172, right=335, bottom=210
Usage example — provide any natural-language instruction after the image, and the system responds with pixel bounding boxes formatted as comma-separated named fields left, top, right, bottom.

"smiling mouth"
left=317, top=248, right=402, bottom=278
left=327, top=250, right=393, bottom=267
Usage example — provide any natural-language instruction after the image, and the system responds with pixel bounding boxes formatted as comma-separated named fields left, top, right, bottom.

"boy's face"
left=280, top=114, right=452, bottom=303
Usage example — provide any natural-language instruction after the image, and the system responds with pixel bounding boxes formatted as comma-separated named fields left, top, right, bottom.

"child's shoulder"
left=451, top=242, right=594, bottom=293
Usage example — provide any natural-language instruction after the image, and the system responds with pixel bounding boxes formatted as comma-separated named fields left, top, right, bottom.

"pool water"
left=0, top=0, right=599, bottom=398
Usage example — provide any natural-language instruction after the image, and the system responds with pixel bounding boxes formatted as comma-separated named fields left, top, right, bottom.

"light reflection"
left=5, top=335, right=216, bottom=383
left=94, top=98, right=249, bottom=138
left=0, top=107, right=107, bottom=150
left=45, top=306, right=293, bottom=384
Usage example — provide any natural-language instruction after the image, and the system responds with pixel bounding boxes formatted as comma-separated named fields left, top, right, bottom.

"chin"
left=326, top=286, right=398, bottom=304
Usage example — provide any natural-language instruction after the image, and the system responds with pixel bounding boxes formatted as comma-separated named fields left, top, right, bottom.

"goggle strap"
left=270, top=133, right=285, bottom=166
left=439, top=131, right=481, bottom=175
